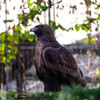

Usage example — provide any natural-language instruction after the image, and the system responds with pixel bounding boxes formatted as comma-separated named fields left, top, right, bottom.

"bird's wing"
left=43, top=47, right=80, bottom=78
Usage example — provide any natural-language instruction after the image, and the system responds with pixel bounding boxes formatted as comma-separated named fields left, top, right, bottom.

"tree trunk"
left=48, top=0, right=51, bottom=25
left=15, top=45, right=23, bottom=93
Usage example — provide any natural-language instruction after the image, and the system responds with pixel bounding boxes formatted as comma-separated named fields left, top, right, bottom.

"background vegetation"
left=1, top=0, right=100, bottom=66
left=1, top=86, right=100, bottom=100
left=0, top=0, right=100, bottom=99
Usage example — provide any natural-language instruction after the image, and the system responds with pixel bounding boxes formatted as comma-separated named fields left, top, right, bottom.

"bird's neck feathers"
left=37, top=35, right=56, bottom=42
left=37, top=35, right=61, bottom=48
left=38, top=27, right=56, bottom=41
left=42, top=25, right=55, bottom=38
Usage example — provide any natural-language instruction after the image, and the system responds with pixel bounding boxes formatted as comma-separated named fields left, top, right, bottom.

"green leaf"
left=8, top=53, right=15, bottom=60
left=91, top=38, right=95, bottom=44
left=0, top=50, right=5, bottom=55
left=13, top=32, right=20, bottom=37
left=53, top=26, right=59, bottom=31
left=95, top=5, right=100, bottom=9
left=8, top=49, right=11, bottom=54
left=87, top=5, right=91, bottom=8
left=4, top=65, right=12, bottom=71
left=97, top=14, right=100, bottom=20
left=8, top=43, right=13, bottom=49
left=47, top=1, right=53, bottom=7
left=0, top=32, right=5, bottom=42
left=40, top=6, right=49, bottom=11
left=75, top=24, right=80, bottom=31
left=2, top=57, right=6, bottom=64
left=14, top=37, right=19, bottom=44
left=86, top=17, right=96, bottom=23
left=13, top=47, right=18, bottom=54
left=18, top=14, right=23, bottom=21
left=84, top=38, right=89, bottom=44
left=15, top=25, right=22, bottom=32
left=49, top=20, right=56, bottom=26
left=79, top=24, right=90, bottom=32
left=28, top=0, right=33, bottom=7
left=81, top=26, right=88, bottom=32
left=0, top=43, right=5, bottom=55
left=49, top=20, right=66, bottom=31
left=58, top=24, right=66, bottom=30
left=0, top=43, right=5, bottom=51
left=3, top=20, right=14, bottom=23
left=25, top=30, right=29, bottom=36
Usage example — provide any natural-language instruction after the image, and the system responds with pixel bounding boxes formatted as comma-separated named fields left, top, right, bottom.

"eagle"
left=30, top=24, right=86, bottom=92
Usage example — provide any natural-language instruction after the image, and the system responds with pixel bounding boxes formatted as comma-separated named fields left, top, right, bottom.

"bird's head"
left=30, top=24, right=54, bottom=38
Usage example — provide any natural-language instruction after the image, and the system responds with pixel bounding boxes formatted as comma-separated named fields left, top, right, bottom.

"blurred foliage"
left=3, top=20, right=14, bottom=23
left=57, top=86, right=100, bottom=100
left=0, top=0, right=66, bottom=67
left=95, top=70, right=100, bottom=75
left=1, top=0, right=100, bottom=67
left=0, top=91, right=58, bottom=100
left=75, top=24, right=90, bottom=32
left=0, top=24, right=37, bottom=67
left=18, top=0, right=53, bottom=27
left=49, top=20, right=66, bottom=31
left=0, top=86, right=100, bottom=100
left=74, top=1, right=100, bottom=45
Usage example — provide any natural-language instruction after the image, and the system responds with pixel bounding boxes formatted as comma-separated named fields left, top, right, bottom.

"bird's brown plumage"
left=30, top=24, right=86, bottom=92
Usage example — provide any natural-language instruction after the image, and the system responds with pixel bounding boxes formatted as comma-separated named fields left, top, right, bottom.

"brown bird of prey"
left=30, top=24, right=86, bottom=92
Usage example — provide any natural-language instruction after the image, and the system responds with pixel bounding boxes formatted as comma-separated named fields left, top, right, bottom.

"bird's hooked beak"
left=30, top=27, right=38, bottom=32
